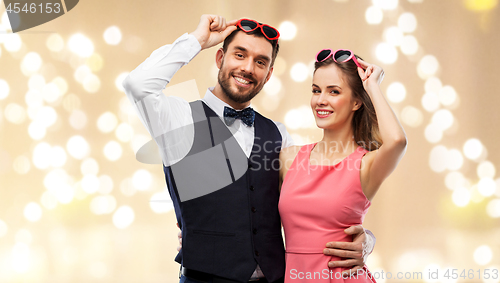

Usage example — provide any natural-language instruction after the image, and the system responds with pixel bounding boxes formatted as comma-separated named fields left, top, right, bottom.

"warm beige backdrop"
left=0, top=0, right=499, bottom=282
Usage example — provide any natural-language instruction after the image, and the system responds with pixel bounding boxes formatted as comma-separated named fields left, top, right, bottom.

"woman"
left=278, top=49, right=407, bottom=282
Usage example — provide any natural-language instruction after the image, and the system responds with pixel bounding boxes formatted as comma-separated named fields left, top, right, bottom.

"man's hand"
left=323, top=225, right=372, bottom=276
left=177, top=223, right=182, bottom=252
left=190, top=15, right=238, bottom=50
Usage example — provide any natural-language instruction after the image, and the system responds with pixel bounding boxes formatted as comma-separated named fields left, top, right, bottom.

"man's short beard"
left=217, top=61, right=265, bottom=104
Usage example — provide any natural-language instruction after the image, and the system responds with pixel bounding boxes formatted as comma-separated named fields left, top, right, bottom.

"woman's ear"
left=352, top=99, right=363, bottom=111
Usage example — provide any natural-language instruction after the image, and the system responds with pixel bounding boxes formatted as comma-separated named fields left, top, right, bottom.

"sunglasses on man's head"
left=236, top=19, right=280, bottom=41
left=316, top=49, right=363, bottom=69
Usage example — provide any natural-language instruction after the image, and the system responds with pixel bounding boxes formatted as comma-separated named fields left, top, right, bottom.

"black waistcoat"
left=163, top=101, right=285, bottom=282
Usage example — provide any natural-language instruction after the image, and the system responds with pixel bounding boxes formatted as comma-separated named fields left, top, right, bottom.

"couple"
left=123, top=14, right=406, bottom=283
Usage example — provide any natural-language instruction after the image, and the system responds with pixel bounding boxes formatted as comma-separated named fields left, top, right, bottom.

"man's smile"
left=232, top=74, right=253, bottom=87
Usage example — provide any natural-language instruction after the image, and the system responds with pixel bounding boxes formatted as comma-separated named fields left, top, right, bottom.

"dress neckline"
left=307, top=142, right=361, bottom=167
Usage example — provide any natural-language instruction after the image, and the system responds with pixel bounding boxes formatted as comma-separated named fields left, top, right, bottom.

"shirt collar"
left=202, top=87, right=253, bottom=120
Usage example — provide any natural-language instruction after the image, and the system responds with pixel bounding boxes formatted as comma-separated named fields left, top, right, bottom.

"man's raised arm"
left=121, top=15, right=236, bottom=165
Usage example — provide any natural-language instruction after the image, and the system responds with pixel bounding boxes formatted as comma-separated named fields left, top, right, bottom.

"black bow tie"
left=223, top=106, right=255, bottom=127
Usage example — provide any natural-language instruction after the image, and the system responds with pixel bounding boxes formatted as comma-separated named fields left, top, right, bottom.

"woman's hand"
left=356, top=58, right=385, bottom=90
left=177, top=223, right=182, bottom=252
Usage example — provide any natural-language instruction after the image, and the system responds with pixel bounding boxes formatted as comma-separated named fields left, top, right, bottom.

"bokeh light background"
left=0, top=0, right=499, bottom=282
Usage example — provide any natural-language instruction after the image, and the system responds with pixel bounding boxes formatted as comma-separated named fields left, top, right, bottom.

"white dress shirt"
left=123, top=33, right=294, bottom=279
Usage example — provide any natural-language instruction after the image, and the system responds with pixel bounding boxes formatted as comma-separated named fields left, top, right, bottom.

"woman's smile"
left=315, top=109, right=334, bottom=118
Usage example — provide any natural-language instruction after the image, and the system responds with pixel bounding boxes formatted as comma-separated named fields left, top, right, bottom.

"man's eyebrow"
left=255, top=54, right=271, bottom=63
left=233, top=45, right=271, bottom=63
left=234, top=46, right=248, bottom=52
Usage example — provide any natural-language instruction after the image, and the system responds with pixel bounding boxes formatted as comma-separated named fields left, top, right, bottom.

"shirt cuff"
left=364, top=229, right=376, bottom=255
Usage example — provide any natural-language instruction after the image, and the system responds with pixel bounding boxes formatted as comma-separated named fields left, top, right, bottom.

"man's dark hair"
left=222, top=27, right=280, bottom=67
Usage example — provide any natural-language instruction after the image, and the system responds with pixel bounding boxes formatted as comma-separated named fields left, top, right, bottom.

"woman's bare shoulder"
left=279, top=145, right=303, bottom=181
left=280, top=145, right=302, bottom=157
left=280, top=145, right=303, bottom=167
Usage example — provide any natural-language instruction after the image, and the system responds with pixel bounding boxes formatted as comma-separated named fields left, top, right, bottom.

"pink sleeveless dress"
left=278, top=143, right=376, bottom=282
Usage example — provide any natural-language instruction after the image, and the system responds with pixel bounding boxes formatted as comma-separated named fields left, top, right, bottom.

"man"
left=123, top=15, right=375, bottom=283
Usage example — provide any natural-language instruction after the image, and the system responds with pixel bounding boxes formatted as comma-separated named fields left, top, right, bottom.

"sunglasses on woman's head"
left=316, top=49, right=363, bottom=69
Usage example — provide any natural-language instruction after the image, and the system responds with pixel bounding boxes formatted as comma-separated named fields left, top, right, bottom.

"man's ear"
left=264, top=66, right=274, bottom=84
left=216, top=48, right=224, bottom=69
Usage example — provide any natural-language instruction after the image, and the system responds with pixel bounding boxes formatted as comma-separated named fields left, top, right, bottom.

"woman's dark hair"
left=314, top=56, right=382, bottom=151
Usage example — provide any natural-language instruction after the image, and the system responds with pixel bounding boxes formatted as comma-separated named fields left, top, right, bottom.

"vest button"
left=255, top=250, right=259, bottom=256
left=250, top=185, right=255, bottom=191
left=253, top=228, right=257, bottom=234
left=251, top=207, right=256, bottom=213
left=248, top=163, right=253, bottom=169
